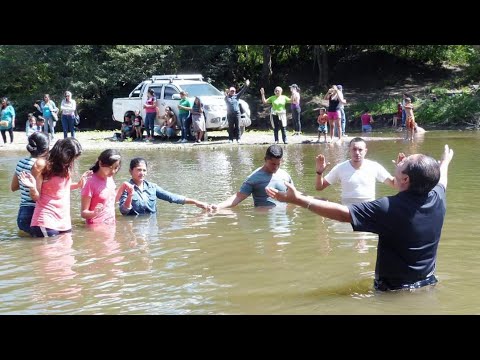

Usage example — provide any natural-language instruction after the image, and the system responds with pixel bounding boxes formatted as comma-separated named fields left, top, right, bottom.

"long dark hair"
left=43, top=137, right=83, bottom=179
left=90, top=149, right=122, bottom=173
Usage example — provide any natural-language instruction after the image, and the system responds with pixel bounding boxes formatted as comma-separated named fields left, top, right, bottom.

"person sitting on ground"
left=133, top=111, right=143, bottom=140
left=121, top=114, right=135, bottom=140
left=266, top=145, right=454, bottom=292
left=36, top=116, right=46, bottom=135
left=316, top=107, right=329, bottom=143
left=26, top=114, right=39, bottom=137
left=159, top=106, right=177, bottom=139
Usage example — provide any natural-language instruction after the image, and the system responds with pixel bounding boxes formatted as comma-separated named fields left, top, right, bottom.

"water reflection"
left=0, top=131, right=479, bottom=314
left=30, top=233, right=81, bottom=303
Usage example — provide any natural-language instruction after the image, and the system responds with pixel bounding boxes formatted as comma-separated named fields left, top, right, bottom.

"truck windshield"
left=180, top=83, right=223, bottom=97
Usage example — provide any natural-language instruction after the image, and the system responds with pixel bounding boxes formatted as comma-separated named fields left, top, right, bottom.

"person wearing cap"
left=335, top=85, right=347, bottom=137
left=224, top=79, right=250, bottom=143
left=289, top=84, right=302, bottom=136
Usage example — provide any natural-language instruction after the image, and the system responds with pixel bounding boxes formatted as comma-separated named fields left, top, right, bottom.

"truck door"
left=161, top=85, right=180, bottom=118
left=146, top=85, right=163, bottom=124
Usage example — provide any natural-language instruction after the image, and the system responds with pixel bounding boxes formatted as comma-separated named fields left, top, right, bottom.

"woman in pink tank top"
left=18, top=137, right=91, bottom=237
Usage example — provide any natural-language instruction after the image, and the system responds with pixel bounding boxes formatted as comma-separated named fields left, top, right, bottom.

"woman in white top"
left=60, top=91, right=77, bottom=138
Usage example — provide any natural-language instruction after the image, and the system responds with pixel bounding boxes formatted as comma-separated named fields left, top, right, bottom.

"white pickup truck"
left=112, top=74, right=251, bottom=135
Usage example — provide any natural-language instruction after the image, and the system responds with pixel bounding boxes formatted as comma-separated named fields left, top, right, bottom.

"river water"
left=0, top=130, right=478, bottom=314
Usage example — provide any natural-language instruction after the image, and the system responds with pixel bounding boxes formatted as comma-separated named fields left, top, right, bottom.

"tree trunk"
left=261, top=45, right=272, bottom=88
left=313, top=45, right=328, bottom=87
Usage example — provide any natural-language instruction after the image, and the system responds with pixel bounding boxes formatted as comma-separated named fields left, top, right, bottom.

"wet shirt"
left=240, top=167, right=293, bottom=207
left=81, top=173, right=117, bottom=225
left=348, top=184, right=447, bottom=287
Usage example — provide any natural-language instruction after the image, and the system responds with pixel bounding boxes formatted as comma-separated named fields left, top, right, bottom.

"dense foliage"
left=0, top=45, right=478, bottom=130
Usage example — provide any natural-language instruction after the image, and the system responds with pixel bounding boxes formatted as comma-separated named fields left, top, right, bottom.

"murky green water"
left=0, top=130, right=478, bottom=314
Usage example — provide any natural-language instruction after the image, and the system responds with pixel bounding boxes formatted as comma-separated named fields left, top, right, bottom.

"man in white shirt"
left=315, top=137, right=395, bottom=205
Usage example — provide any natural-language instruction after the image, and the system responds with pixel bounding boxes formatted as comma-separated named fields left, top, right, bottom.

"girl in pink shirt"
left=18, top=137, right=90, bottom=237
left=81, top=149, right=121, bottom=225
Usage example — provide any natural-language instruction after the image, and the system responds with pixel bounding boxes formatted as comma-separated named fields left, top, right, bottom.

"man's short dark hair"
left=349, top=137, right=366, bottom=147
left=403, top=155, right=440, bottom=195
left=265, top=144, right=283, bottom=160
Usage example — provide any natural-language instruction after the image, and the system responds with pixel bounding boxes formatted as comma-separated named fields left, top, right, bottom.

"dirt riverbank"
left=0, top=129, right=413, bottom=153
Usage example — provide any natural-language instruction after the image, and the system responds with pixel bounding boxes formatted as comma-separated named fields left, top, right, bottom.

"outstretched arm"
left=438, top=144, right=454, bottom=189
left=213, top=192, right=249, bottom=210
left=184, top=198, right=211, bottom=210
left=266, top=182, right=351, bottom=222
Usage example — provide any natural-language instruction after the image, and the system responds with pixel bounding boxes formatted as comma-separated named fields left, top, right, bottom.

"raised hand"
left=440, top=144, right=454, bottom=164
left=315, top=154, right=330, bottom=174
left=392, top=152, right=406, bottom=166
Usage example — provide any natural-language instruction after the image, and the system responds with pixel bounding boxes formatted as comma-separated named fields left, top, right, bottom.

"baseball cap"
left=337, top=84, right=343, bottom=91
left=229, top=87, right=236, bottom=92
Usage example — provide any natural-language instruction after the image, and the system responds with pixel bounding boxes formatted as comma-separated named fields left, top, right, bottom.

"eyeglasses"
left=65, top=95, right=70, bottom=97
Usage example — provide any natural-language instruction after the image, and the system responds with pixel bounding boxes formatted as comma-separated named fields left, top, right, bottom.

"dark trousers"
left=185, top=115, right=194, bottom=140
left=292, top=107, right=301, bottom=133
left=1, top=128, right=13, bottom=143
left=227, top=111, right=241, bottom=141
left=272, top=114, right=287, bottom=143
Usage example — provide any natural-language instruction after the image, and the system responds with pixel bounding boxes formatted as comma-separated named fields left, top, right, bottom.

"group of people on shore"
left=0, top=92, right=78, bottom=147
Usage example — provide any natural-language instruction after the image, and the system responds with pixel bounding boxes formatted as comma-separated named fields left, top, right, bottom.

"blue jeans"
left=401, top=109, right=406, bottom=127
left=144, top=112, right=156, bottom=138
left=17, top=206, right=34, bottom=233
left=61, top=114, right=75, bottom=138
left=179, top=113, right=189, bottom=140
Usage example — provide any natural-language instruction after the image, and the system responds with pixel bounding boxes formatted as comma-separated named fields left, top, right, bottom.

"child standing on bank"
left=316, top=108, right=329, bottom=143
